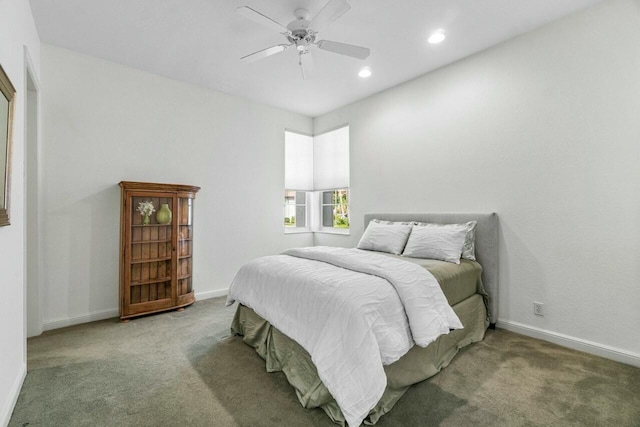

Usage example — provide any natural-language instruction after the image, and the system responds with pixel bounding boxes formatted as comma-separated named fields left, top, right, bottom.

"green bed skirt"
left=231, top=293, right=487, bottom=426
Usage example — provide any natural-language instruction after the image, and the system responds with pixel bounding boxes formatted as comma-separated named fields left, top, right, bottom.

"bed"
left=228, top=212, right=498, bottom=426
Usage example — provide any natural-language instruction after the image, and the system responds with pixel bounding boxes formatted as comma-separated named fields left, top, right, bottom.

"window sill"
left=284, top=229, right=313, bottom=234
left=284, top=229, right=350, bottom=235
left=316, top=228, right=350, bottom=236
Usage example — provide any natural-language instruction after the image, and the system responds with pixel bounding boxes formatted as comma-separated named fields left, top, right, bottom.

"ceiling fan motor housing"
left=292, top=8, right=311, bottom=21
left=287, top=9, right=315, bottom=53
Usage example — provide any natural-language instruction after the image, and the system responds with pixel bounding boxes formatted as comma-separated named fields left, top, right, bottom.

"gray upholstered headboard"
left=363, top=213, right=499, bottom=325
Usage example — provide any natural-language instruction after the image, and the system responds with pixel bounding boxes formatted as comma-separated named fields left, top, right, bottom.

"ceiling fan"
left=237, top=0, right=370, bottom=79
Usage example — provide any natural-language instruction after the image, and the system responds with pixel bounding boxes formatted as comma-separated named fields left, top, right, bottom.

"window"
left=284, top=190, right=308, bottom=229
left=284, top=131, right=313, bottom=232
left=315, top=126, right=349, bottom=233
left=284, top=126, right=349, bottom=234
left=321, top=189, right=349, bottom=229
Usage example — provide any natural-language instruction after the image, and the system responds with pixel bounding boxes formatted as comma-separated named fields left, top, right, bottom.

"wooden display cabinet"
left=119, top=181, right=200, bottom=320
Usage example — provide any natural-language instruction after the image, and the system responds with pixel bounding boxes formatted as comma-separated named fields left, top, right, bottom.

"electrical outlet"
left=534, top=302, right=544, bottom=316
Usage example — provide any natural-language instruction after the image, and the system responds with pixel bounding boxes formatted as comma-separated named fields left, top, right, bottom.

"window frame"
left=284, top=190, right=312, bottom=234
left=318, top=188, right=350, bottom=235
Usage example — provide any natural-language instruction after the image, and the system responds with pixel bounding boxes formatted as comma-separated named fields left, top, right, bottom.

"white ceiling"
left=29, top=0, right=603, bottom=117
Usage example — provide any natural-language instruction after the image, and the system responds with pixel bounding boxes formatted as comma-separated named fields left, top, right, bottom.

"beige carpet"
left=9, top=297, right=640, bottom=426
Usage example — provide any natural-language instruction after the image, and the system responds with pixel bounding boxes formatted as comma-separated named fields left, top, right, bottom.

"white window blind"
left=313, top=126, right=349, bottom=190
left=284, top=131, right=313, bottom=191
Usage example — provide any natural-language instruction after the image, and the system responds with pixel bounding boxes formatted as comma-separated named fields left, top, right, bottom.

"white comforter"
left=226, top=246, right=463, bottom=427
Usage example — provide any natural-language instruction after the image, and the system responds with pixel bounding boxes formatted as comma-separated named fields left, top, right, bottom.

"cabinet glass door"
left=128, top=195, right=174, bottom=311
left=177, top=197, right=193, bottom=297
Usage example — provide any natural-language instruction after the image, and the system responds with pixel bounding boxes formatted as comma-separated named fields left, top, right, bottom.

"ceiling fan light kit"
left=237, top=0, right=370, bottom=79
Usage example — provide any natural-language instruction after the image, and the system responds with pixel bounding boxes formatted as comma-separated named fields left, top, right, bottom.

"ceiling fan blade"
left=241, top=45, right=290, bottom=63
left=316, top=40, right=370, bottom=59
left=237, top=6, right=288, bottom=33
left=310, top=0, right=351, bottom=33
left=299, top=51, right=315, bottom=80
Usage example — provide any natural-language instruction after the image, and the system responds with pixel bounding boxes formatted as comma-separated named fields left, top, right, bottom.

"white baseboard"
left=0, top=362, right=26, bottom=427
left=42, top=308, right=119, bottom=332
left=497, top=319, right=640, bottom=368
left=195, top=288, right=228, bottom=300
left=41, top=289, right=229, bottom=332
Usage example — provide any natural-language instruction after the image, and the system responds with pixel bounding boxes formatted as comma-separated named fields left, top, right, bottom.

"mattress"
left=376, top=252, right=485, bottom=306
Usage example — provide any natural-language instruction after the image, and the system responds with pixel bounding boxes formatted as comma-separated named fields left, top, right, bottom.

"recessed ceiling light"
left=358, top=67, right=372, bottom=78
left=428, top=29, right=446, bottom=44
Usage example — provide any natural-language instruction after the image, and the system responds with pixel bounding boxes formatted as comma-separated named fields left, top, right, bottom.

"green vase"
left=142, top=214, right=150, bottom=225
left=156, top=203, right=172, bottom=225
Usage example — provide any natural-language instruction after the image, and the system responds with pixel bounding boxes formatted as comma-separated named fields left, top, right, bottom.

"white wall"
left=0, top=1, right=41, bottom=425
left=40, top=45, right=312, bottom=328
left=315, top=0, right=640, bottom=361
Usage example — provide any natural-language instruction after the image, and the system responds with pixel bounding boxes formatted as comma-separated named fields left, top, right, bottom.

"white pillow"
left=413, top=221, right=477, bottom=261
left=402, top=224, right=468, bottom=264
left=357, top=220, right=413, bottom=255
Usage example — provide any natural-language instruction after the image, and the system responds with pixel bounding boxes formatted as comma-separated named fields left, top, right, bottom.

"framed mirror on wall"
left=0, top=64, right=16, bottom=227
